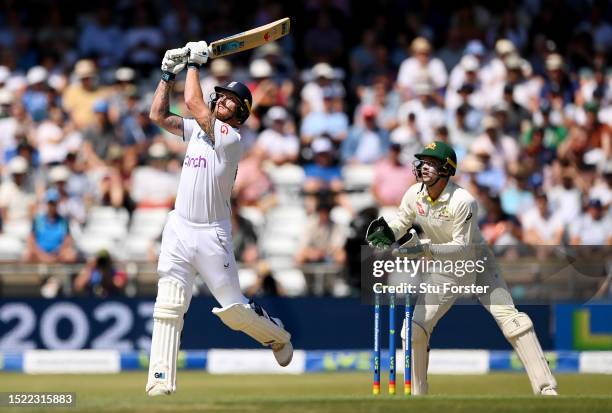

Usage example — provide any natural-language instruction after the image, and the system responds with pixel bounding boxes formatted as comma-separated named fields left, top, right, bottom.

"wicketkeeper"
left=366, top=141, right=557, bottom=395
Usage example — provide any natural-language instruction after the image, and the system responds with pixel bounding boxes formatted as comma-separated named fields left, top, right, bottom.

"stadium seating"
left=0, top=235, right=24, bottom=260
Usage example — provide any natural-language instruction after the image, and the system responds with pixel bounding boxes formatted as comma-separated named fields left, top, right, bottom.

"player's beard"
left=215, top=104, right=235, bottom=122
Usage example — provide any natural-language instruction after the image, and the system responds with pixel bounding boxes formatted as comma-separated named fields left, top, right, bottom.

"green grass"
left=0, top=372, right=610, bottom=412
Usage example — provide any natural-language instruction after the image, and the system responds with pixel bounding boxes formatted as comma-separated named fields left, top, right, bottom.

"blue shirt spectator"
left=474, top=152, right=507, bottom=195
left=33, top=211, right=69, bottom=253
left=304, top=162, right=342, bottom=183
left=304, top=137, right=342, bottom=185
left=300, top=87, right=349, bottom=144
left=500, top=172, right=535, bottom=216
left=22, top=66, right=50, bottom=122
left=24, top=188, right=77, bottom=263
left=341, top=106, right=390, bottom=164
left=540, top=54, right=577, bottom=106
left=121, top=103, right=161, bottom=146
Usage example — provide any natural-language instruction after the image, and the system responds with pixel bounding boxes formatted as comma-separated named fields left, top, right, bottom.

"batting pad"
left=403, top=321, right=429, bottom=395
left=146, top=279, right=188, bottom=396
left=501, top=313, right=557, bottom=394
left=212, top=303, right=291, bottom=346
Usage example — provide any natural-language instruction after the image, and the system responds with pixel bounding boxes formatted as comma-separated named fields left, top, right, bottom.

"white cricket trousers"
left=157, top=210, right=248, bottom=307
left=412, top=270, right=518, bottom=335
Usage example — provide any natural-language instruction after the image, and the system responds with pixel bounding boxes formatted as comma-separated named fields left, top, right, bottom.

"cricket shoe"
left=146, top=382, right=172, bottom=397
left=270, top=317, right=293, bottom=367
left=540, top=387, right=558, bottom=396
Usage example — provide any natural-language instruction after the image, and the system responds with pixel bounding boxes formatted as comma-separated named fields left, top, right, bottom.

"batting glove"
left=161, top=48, right=188, bottom=81
left=185, top=41, right=209, bottom=68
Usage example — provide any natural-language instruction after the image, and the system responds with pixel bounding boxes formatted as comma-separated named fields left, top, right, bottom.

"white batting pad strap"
left=501, top=312, right=533, bottom=339
left=212, top=303, right=291, bottom=346
left=503, top=313, right=557, bottom=394
left=146, top=279, right=188, bottom=396
left=154, top=303, right=185, bottom=320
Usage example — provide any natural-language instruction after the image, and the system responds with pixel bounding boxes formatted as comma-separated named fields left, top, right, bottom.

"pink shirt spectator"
left=372, top=157, right=415, bottom=206
left=233, top=150, right=273, bottom=206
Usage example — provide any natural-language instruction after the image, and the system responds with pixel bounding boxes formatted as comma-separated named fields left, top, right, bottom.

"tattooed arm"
left=149, top=79, right=183, bottom=136
left=184, top=66, right=215, bottom=143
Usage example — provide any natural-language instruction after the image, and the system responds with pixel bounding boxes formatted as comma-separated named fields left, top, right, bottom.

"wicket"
left=372, top=292, right=412, bottom=396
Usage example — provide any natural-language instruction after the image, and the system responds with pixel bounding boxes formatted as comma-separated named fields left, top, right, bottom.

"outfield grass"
left=0, top=372, right=610, bottom=412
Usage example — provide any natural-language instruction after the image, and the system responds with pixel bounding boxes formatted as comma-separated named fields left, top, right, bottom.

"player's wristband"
left=161, top=71, right=175, bottom=82
left=187, top=62, right=201, bottom=69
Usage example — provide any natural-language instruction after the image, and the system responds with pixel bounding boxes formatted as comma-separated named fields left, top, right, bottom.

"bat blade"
left=208, top=17, right=291, bottom=58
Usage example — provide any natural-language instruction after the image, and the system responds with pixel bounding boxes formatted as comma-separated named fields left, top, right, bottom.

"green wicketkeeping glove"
left=366, top=217, right=396, bottom=250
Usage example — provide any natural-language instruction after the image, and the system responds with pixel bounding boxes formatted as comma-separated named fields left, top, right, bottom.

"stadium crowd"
left=0, top=0, right=609, bottom=297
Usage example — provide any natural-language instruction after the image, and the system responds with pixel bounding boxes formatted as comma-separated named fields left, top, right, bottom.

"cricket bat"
left=208, top=17, right=291, bottom=58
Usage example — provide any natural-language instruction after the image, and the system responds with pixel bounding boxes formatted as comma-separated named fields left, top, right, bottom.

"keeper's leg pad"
left=501, top=312, right=557, bottom=395
left=212, top=300, right=291, bottom=346
left=146, top=279, right=188, bottom=396
left=401, top=319, right=429, bottom=395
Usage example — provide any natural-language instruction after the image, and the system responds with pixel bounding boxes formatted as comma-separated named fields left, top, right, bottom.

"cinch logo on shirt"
left=184, top=154, right=207, bottom=168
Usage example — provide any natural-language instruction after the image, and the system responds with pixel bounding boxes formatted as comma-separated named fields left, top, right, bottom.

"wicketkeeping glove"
left=185, top=41, right=209, bottom=67
left=366, top=217, right=396, bottom=250
left=392, top=229, right=431, bottom=259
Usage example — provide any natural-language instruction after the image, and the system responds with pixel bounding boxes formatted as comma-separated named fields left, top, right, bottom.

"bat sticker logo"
left=264, top=32, right=270, bottom=41
left=215, top=41, right=244, bottom=54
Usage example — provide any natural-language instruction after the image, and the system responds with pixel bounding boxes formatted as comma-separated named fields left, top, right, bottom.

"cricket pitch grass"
left=0, top=372, right=610, bottom=412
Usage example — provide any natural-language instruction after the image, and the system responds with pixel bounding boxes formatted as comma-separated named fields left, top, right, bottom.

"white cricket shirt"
left=175, top=118, right=241, bottom=223
left=388, top=181, right=498, bottom=269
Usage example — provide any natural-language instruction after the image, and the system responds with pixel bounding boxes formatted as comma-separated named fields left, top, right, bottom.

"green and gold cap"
left=415, top=141, right=457, bottom=174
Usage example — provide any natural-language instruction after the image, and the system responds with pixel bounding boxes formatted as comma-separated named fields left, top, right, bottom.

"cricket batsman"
left=145, top=43, right=293, bottom=396
left=366, top=141, right=557, bottom=395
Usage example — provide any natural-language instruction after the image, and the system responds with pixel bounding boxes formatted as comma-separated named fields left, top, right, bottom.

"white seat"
left=3, top=219, right=32, bottom=240
left=77, top=236, right=116, bottom=258
left=239, top=207, right=265, bottom=232
left=263, top=231, right=301, bottom=244
left=261, top=237, right=299, bottom=257
left=129, top=208, right=169, bottom=239
left=268, top=165, right=305, bottom=205
left=263, top=219, right=304, bottom=239
left=121, top=236, right=154, bottom=261
left=330, top=206, right=352, bottom=226
left=379, top=206, right=399, bottom=222
left=266, top=206, right=307, bottom=223
left=238, top=267, right=258, bottom=291
left=342, top=165, right=375, bottom=190
left=268, top=164, right=305, bottom=187
left=274, top=268, right=307, bottom=296
left=131, top=208, right=169, bottom=224
left=266, top=256, right=296, bottom=271
left=0, top=235, right=24, bottom=260
left=83, top=222, right=128, bottom=240
left=88, top=206, right=129, bottom=226
left=348, top=192, right=376, bottom=212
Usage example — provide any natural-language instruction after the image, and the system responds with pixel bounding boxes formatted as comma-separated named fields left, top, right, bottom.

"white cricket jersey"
left=388, top=181, right=498, bottom=269
left=175, top=118, right=241, bottom=223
